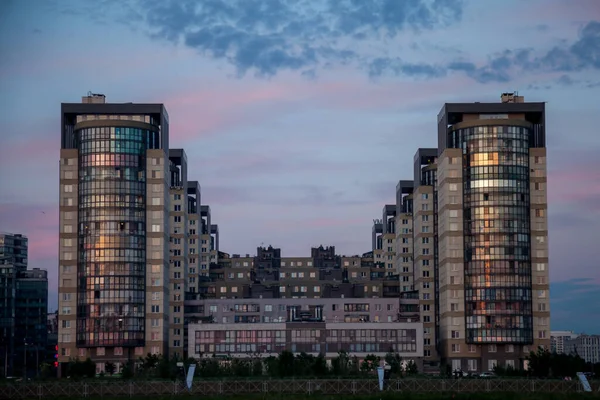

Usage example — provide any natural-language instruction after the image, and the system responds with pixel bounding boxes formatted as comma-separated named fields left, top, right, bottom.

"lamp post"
left=23, top=339, right=28, bottom=380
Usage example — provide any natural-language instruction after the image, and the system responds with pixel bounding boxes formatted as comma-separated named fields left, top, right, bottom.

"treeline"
left=63, top=350, right=418, bottom=380
left=492, top=348, right=599, bottom=379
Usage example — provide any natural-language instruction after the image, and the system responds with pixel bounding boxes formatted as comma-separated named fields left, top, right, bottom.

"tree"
left=360, top=354, right=380, bottom=372
left=277, top=351, right=295, bottom=377
left=384, top=351, right=402, bottom=376
left=105, top=362, right=116, bottom=376
left=526, top=347, right=552, bottom=378
left=405, top=360, right=418, bottom=375
left=313, top=353, right=328, bottom=376
left=331, top=350, right=350, bottom=376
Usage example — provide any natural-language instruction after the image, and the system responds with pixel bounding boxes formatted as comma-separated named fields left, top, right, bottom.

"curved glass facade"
left=450, top=124, right=533, bottom=344
left=76, top=126, right=152, bottom=347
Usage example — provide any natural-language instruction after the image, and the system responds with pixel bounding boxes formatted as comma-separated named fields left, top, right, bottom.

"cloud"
left=135, top=0, right=464, bottom=77
left=134, top=0, right=599, bottom=84
left=551, top=278, right=600, bottom=333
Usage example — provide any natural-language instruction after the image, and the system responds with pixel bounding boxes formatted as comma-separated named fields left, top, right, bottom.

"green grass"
left=40, top=394, right=600, bottom=400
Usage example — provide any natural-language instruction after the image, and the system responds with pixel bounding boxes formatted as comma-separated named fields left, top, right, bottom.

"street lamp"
left=23, top=339, right=28, bottom=380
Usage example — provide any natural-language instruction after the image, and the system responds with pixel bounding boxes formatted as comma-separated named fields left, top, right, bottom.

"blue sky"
left=0, top=0, right=599, bottom=333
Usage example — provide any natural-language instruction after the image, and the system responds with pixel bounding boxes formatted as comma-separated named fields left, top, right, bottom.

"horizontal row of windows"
left=80, top=153, right=144, bottom=168
left=467, top=246, right=530, bottom=256
left=464, top=276, right=531, bottom=287
left=79, top=181, right=145, bottom=193
left=77, top=317, right=145, bottom=332
left=78, top=263, right=145, bottom=275
left=79, top=221, right=146, bottom=234
left=76, top=208, right=145, bottom=219
left=464, top=137, right=529, bottom=150
left=467, top=164, right=529, bottom=175
left=464, top=233, right=530, bottom=243
left=464, top=288, right=531, bottom=301
left=466, top=301, right=531, bottom=313
left=78, top=127, right=154, bottom=141
left=78, top=303, right=144, bottom=317
left=76, top=332, right=145, bottom=348
left=80, top=249, right=145, bottom=262
left=80, top=275, right=145, bottom=287
left=79, top=166, right=145, bottom=182
left=80, top=140, right=146, bottom=156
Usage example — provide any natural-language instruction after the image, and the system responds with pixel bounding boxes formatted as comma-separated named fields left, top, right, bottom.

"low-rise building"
left=188, top=320, right=423, bottom=363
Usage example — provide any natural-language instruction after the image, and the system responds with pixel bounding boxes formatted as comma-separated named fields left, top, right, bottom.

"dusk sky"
left=0, top=0, right=599, bottom=333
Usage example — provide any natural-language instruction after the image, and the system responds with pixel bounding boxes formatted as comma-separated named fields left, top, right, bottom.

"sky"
left=0, top=0, right=599, bottom=333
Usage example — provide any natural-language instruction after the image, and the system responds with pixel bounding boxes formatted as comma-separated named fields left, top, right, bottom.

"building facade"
left=370, top=93, right=550, bottom=373
left=58, top=94, right=172, bottom=372
left=0, top=233, right=48, bottom=377
left=188, top=321, right=423, bottom=363
left=550, top=330, right=578, bottom=354
left=564, top=334, right=600, bottom=364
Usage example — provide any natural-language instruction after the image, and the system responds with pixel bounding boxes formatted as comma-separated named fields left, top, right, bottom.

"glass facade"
left=76, top=126, right=152, bottom=347
left=450, top=124, right=533, bottom=344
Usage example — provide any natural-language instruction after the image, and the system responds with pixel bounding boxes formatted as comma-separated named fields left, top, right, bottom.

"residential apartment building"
left=395, top=181, right=414, bottom=293
left=411, top=148, right=438, bottom=366
left=437, top=93, right=550, bottom=372
left=564, top=334, right=600, bottom=364
left=185, top=297, right=418, bottom=325
left=189, top=320, right=423, bottom=364
left=550, top=330, right=578, bottom=354
left=58, top=94, right=171, bottom=373
left=0, top=233, right=48, bottom=377
left=371, top=93, right=550, bottom=373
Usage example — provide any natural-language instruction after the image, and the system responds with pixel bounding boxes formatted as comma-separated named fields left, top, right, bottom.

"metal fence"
left=0, top=379, right=597, bottom=399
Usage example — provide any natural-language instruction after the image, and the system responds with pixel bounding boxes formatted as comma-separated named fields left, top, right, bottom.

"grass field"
left=34, top=394, right=600, bottom=400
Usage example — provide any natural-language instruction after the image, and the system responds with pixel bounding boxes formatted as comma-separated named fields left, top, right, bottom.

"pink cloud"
left=547, top=164, right=600, bottom=210
left=160, top=73, right=474, bottom=145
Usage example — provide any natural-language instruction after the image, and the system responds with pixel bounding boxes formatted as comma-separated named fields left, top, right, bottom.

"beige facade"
left=395, top=208, right=414, bottom=293
left=413, top=182, right=438, bottom=363
left=371, top=94, right=550, bottom=373
left=57, top=132, right=171, bottom=374
left=168, top=185, right=187, bottom=358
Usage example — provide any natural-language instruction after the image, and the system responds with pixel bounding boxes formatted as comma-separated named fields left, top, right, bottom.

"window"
left=449, top=183, right=458, bottom=191
left=449, top=209, right=458, bottom=218
left=151, top=224, right=161, bottom=232
left=451, top=344, right=460, bottom=352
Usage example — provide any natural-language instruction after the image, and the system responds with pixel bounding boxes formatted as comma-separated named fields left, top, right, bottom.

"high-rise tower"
left=436, top=93, right=549, bottom=372
left=58, top=94, right=170, bottom=374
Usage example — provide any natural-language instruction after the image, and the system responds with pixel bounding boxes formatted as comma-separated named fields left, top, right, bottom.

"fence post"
left=307, top=380, right=311, bottom=395
left=129, top=382, right=134, bottom=398
left=262, top=381, right=268, bottom=393
left=531, top=380, right=535, bottom=392
left=219, top=381, right=223, bottom=394
left=38, top=383, right=43, bottom=400
left=351, top=380, right=357, bottom=394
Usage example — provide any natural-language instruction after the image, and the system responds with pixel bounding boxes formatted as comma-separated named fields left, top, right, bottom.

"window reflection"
left=453, top=124, right=533, bottom=344
left=76, top=126, right=148, bottom=347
